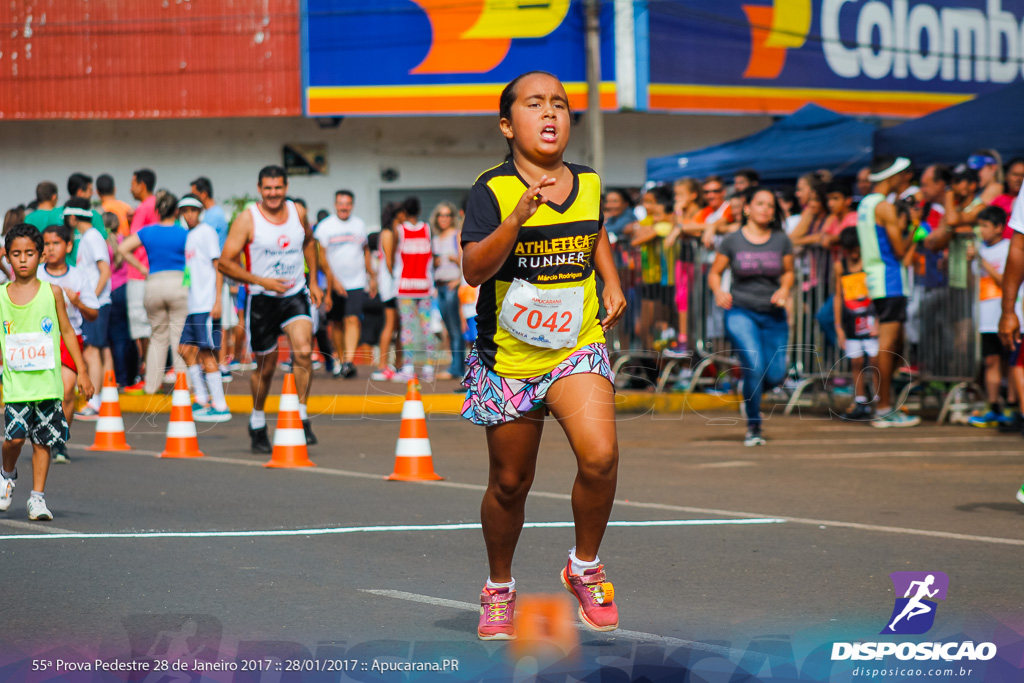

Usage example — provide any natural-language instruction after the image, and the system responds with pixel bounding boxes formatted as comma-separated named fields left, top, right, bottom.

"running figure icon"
left=888, top=574, right=939, bottom=631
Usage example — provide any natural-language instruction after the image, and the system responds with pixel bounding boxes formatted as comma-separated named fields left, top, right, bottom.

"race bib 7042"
left=5, top=332, right=55, bottom=372
left=498, top=279, right=584, bottom=349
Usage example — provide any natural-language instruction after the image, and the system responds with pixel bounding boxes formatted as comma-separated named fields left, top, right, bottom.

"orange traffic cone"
left=265, top=373, right=316, bottom=468
left=387, top=379, right=443, bottom=481
left=160, top=372, right=204, bottom=458
left=88, top=370, right=131, bottom=451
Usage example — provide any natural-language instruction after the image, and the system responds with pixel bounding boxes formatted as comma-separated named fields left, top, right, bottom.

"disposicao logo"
left=882, top=571, right=947, bottom=635
left=831, top=571, right=997, bottom=663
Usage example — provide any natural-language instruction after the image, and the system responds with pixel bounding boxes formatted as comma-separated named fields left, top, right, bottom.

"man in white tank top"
left=218, top=165, right=329, bottom=452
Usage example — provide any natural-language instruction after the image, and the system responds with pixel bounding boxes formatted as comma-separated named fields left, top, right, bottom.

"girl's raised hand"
left=511, top=175, right=558, bottom=228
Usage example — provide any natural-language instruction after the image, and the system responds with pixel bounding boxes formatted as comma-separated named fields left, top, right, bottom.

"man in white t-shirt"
left=65, top=198, right=111, bottom=420
left=314, top=190, right=376, bottom=379
left=998, top=182, right=1024, bottom=506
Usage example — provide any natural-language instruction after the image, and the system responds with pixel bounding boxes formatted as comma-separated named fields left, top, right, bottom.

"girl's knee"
left=489, top=469, right=534, bottom=504
left=578, top=444, right=618, bottom=480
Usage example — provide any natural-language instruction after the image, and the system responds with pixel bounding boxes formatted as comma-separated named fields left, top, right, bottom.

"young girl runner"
left=461, top=71, right=627, bottom=640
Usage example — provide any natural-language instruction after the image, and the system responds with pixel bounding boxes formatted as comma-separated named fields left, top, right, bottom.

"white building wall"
left=0, top=113, right=771, bottom=227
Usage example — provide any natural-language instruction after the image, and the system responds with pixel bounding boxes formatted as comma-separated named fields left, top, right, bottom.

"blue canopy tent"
left=874, top=82, right=1024, bottom=166
left=646, top=104, right=876, bottom=184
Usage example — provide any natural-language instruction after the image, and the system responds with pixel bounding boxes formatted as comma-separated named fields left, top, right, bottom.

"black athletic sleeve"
left=461, top=180, right=501, bottom=246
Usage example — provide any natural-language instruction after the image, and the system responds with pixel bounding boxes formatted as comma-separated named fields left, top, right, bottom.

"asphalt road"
left=1, top=410, right=1021, bottom=682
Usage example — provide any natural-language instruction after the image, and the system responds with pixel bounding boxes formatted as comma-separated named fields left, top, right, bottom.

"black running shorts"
left=246, top=291, right=313, bottom=355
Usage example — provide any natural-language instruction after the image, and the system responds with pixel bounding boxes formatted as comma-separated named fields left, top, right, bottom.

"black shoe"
left=52, top=443, right=70, bottom=464
left=342, top=362, right=358, bottom=379
left=249, top=425, right=272, bottom=454
left=999, top=412, right=1023, bottom=433
left=302, top=419, right=318, bottom=445
left=840, top=402, right=874, bottom=422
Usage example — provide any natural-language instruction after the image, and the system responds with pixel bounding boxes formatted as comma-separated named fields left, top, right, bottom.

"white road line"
left=361, top=589, right=745, bottom=658
left=788, top=450, right=1024, bottom=460
left=0, top=519, right=78, bottom=534
left=679, top=436, right=1009, bottom=447
left=0, top=518, right=785, bottom=541
left=68, top=445, right=1024, bottom=547
left=692, top=461, right=756, bottom=468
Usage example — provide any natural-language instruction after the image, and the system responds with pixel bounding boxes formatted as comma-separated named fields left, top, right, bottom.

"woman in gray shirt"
left=708, top=188, right=794, bottom=446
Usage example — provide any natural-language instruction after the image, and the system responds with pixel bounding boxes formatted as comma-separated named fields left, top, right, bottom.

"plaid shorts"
left=4, top=400, right=68, bottom=447
left=461, top=342, right=614, bottom=427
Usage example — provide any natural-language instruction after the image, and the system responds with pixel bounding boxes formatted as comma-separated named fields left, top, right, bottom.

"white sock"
left=30, top=490, right=44, bottom=500
left=188, top=365, right=207, bottom=404
left=299, top=403, right=308, bottom=420
left=569, top=547, right=600, bottom=576
left=87, top=394, right=102, bottom=410
left=2, top=468, right=15, bottom=480
left=486, top=577, right=515, bottom=591
left=205, top=371, right=228, bottom=411
left=250, top=410, right=266, bottom=429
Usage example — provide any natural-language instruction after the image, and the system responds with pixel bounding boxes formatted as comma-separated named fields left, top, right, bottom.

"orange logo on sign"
left=410, top=0, right=571, bottom=74
left=743, top=0, right=811, bottom=79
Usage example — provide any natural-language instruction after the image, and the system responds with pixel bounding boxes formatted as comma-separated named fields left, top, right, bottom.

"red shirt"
left=396, top=221, right=433, bottom=298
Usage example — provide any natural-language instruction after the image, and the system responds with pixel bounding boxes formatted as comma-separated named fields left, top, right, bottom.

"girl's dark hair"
left=381, top=202, right=401, bottom=231
left=746, top=188, right=783, bottom=231
left=498, top=70, right=564, bottom=158
left=894, top=198, right=914, bottom=224
left=648, top=185, right=673, bottom=214
left=401, top=196, right=420, bottom=219
left=3, top=205, right=26, bottom=236
left=6, top=223, right=44, bottom=254
left=604, top=188, right=633, bottom=208
left=155, top=191, right=179, bottom=220
left=43, top=223, right=74, bottom=244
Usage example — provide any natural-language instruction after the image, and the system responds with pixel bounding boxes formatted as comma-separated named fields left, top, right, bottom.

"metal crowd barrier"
left=897, top=234, right=982, bottom=423
left=606, top=232, right=983, bottom=423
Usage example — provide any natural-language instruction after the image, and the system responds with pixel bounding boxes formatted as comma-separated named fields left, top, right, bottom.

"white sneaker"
left=194, top=406, right=232, bottom=423
left=0, top=476, right=15, bottom=512
left=163, top=370, right=177, bottom=384
left=392, top=365, right=416, bottom=383
left=421, top=366, right=436, bottom=383
left=27, top=496, right=52, bottom=521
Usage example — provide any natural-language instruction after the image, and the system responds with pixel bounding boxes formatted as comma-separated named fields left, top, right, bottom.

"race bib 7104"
left=5, top=332, right=55, bottom=372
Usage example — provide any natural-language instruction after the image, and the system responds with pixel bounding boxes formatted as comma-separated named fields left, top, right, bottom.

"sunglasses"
left=438, top=212, right=453, bottom=217
left=703, top=187, right=723, bottom=194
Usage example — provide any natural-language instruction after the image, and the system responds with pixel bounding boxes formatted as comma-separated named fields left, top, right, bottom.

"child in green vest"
left=0, top=224, right=93, bottom=520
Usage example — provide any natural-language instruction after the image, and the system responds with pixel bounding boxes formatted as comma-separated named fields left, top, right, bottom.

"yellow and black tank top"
left=461, top=160, right=605, bottom=377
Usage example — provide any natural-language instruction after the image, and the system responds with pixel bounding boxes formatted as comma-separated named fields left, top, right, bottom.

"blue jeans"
left=725, top=306, right=789, bottom=429
left=109, top=284, right=138, bottom=386
left=815, top=295, right=836, bottom=349
left=436, top=283, right=465, bottom=375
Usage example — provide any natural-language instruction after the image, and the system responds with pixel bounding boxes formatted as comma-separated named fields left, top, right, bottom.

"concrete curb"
left=113, top=391, right=739, bottom=415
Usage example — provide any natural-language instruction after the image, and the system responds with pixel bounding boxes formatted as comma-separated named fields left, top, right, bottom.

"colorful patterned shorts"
left=461, top=343, right=614, bottom=426
left=4, top=400, right=68, bottom=447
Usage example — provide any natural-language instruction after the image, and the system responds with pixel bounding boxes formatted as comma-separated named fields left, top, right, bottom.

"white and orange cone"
left=88, top=370, right=131, bottom=451
left=265, top=373, right=316, bottom=468
left=387, top=379, right=443, bottom=481
left=160, top=372, right=204, bottom=459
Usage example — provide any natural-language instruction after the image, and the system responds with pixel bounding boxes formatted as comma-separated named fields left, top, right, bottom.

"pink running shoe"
left=561, top=561, right=619, bottom=631
left=478, top=587, right=516, bottom=640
